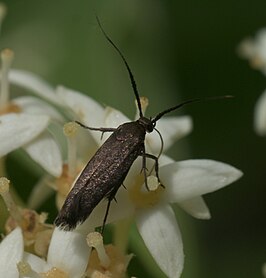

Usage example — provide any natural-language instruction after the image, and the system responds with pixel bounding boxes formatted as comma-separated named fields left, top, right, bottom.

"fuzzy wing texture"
left=55, top=122, right=146, bottom=230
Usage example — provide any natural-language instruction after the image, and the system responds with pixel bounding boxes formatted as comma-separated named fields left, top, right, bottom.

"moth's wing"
left=55, top=122, right=145, bottom=230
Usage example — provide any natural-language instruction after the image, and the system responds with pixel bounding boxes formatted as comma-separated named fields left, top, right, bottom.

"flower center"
left=128, top=174, right=165, bottom=209
left=40, top=267, right=69, bottom=278
left=0, top=102, right=21, bottom=115
left=17, top=262, right=69, bottom=278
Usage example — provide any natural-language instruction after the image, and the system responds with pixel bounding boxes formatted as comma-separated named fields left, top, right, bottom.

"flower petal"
left=0, top=113, right=49, bottom=157
left=56, top=85, right=105, bottom=144
left=136, top=204, right=184, bottom=278
left=13, top=96, right=64, bottom=122
left=146, top=116, right=192, bottom=153
left=103, top=106, right=130, bottom=127
left=8, top=69, right=61, bottom=105
left=160, top=159, right=243, bottom=203
left=100, top=106, right=130, bottom=142
left=23, top=132, right=63, bottom=177
left=178, top=196, right=211, bottom=219
left=56, top=85, right=105, bottom=125
left=254, top=89, right=266, bottom=136
left=23, top=252, right=51, bottom=273
left=47, top=228, right=90, bottom=277
left=0, top=227, right=24, bottom=278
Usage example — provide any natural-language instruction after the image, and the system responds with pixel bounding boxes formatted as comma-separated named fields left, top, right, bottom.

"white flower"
left=0, top=227, right=90, bottom=278
left=55, top=86, right=242, bottom=278
left=0, top=227, right=24, bottom=278
left=239, top=30, right=266, bottom=136
left=239, top=28, right=266, bottom=75
left=262, top=263, right=266, bottom=278
left=254, top=89, right=266, bottom=136
left=0, top=48, right=64, bottom=177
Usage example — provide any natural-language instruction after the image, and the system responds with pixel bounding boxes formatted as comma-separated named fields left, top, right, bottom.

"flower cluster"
left=0, top=3, right=243, bottom=277
left=239, top=29, right=266, bottom=136
left=239, top=27, right=266, bottom=277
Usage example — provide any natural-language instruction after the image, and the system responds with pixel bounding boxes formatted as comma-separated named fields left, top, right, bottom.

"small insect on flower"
left=55, top=17, right=231, bottom=232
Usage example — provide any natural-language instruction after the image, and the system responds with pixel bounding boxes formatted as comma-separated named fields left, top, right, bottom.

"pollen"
left=40, top=267, right=69, bottom=278
left=17, top=261, right=35, bottom=277
left=63, top=121, right=78, bottom=137
left=128, top=175, right=165, bottom=209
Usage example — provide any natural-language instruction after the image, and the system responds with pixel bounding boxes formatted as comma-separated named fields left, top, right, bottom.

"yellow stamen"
left=128, top=175, right=165, bottom=209
left=146, top=175, right=160, bottom=191
left=0, top=48, right=14, bottom=109
left=63, top=122, right=78, bottom=178
left=0, top=177, right=23, bottom=223
left=0, top=3, right=7, bottom=35
left=135, top=96, right=149, bottom=118
left=87, top=232, right=110, bottom=268
left=87, top=244, right=133, bottom=278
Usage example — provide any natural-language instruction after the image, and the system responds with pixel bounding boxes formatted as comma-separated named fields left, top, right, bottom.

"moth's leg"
left=139, top=145, right=149, bottom=190
left=101, top=186, right=120, bottom=234
left=140, top=151, right=164, bottom=190
left=101, top=198, right=112, bottom=234
left=75, top=121, right=116, bottom=139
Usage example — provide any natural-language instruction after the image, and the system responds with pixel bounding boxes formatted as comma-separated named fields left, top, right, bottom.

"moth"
left=55, top=17, right=229, bottom=231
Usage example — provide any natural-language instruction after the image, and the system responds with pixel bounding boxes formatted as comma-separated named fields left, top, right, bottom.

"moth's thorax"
left=137, top=116, right=155, bottom=133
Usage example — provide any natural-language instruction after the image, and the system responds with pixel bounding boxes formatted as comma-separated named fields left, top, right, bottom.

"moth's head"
left=138, top=116, right=155, bottom=133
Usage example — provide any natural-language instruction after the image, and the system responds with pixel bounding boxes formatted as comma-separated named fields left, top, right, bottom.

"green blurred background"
left=1, top=0, right=266, bottom=277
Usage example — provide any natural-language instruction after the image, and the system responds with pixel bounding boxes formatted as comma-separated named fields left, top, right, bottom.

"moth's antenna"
left=152, top=95, right=233, bottom=123
left=96, top=16, right=143, bottom=118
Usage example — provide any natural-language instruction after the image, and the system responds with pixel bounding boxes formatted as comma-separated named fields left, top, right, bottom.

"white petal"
left=254, top=89, right=266, bottom=136
left=47, top=228, right=90, bottom=277
left=100, top=107, right=130, bottom=142
left=13, top=96, right=64, bottom=122
left=158, top=154, right=175, bottom=167
left=56, top=85, right=104, bottom=125
left=23, top=132, right=63, bottom=177
left=0, top=113, right=49, bottom=157
left=254, top=29, right=266, bottom=62
left=23, top=252, right=51, bottom=272
left=262, top=263, right=266, bottom=278
left=161, top=159, right=243, bottom=203
left=56, top=85, right=105, bottom=144
left=8, top=69, right=61, bottom=105
left=136, top=204, right=184, bottom=278
left=178, top=196, right=211, bottom=219
left=147, top=116, right=192, bottom=153
left=103, top=106, right=130, bottom=127
left=0, top=227, right=23, bottom=278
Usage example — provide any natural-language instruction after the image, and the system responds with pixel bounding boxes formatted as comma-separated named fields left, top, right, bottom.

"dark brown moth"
left=55, top=17, right=231, bottom=232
